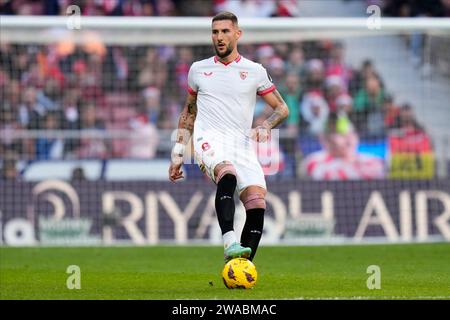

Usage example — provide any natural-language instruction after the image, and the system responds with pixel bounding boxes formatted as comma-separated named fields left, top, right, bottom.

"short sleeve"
left=256, top=64, right=276, bottom=96
left=187, top=63, right=198, bottom=96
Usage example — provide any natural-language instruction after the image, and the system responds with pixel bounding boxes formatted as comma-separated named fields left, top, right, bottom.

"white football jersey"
left=187, top=55, right=275, bottom=140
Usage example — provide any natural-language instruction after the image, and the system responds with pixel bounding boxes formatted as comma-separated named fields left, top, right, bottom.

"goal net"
left=1, top=16, right=450, bottom=246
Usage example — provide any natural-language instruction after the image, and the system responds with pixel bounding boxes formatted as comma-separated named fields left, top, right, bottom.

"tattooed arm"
left=175, top=94, right=198, bottom=145
left=253, top=89, right=289, bottom=142
left=169, top=94, right=197, bottom=182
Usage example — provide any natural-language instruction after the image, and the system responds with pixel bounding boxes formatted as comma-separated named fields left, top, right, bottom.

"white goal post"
left=1, top=16, right=450, bottom=45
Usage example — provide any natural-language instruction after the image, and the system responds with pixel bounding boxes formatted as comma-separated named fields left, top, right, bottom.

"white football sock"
left=223, top=231, right=237, bottom=249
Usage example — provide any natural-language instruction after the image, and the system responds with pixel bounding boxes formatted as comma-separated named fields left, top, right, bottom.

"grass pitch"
left=1, top=243, right=449, bottom=300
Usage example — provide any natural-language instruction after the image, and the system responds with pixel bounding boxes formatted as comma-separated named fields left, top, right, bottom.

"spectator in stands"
left=109, top=46, right=130, bottom=91
left=273, top=43, right=290, bottom=61
left=79, top=102, right=104, bottom=131
left=36, top=46, right=65, bottom=86
left=1, top=45, right=29, bottom=82
left=155, top=0, right=177, bottom=16
left=267, top=56, right=286, bottom=86
left=349, top=59, right=383, bottom=95
left=18, top=87, right=45, bottom=130
left=300, top=92, right=329, bottom=136
left=255, top=44, right=275, bottom=70
left=382, top=93, right=401, bottom=129
left=0, top=108, right=24, bottom=156
left=61, top=90, right=80, bottom=130
left=0, top=157, right=20, bottom=181
left=35, top=111, right=64, bottom=160
left=120, top=0, right=155, bottom=16
left=382, top=0, right=449, bottom=17
left=174, top=47, right=194, bottom=95
left=128, top=114, right=159, bottom=159
left=391, top=103, right=426, bottom=133
left=175, top=0, right=214, bottom=16
left=325, top=75, right=346, bottom=112
left=142, top=86, right=162, bottom=127
left=300, top=113, right=385, bottom=180
left=335, top=93, right=353, bottom=115
left=285, top=46, right=305, bottom=78
left=71, top=166, right=87, bottom=182
left=37, top=78, right=60, bottom=111
left=303, top=59, right=325, bottom=94
left=325, top=42, right=353, bottom=87
left=442, top=0, right=450, bottom=17
left=387, top=103, right=434, bottom=178
left=76, top=103, right=107, bottom=159
left=215, top=0, right=276, bottom=17
left=21, top=62, right=46, bottom=89
left=352, top=75, right=385, bottom=135
left=61, top=90, right=82, bottom=155
left=138, top=47, right=168, bottom=90
left=272, top=0, right=300, bottom=17
left=75, top=54, right=104, bottom=100
left=3, top=80, right=21, bottom=113
left=158, top=97, right=182, bottom=130
left=279, top=72, right=302, bottom=136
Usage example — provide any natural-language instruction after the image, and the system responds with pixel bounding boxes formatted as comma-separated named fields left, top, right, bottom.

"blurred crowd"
left=0, top=0, right=438, bottom=181
left=373, top=0, right=450, bottom=17
left=0, top=0, right=450, bottom=17
left=0, top=0, right=299, bottom=17
left=2, top=0, right=449, bottom=17
left=0, top=38, right=433, bottom=180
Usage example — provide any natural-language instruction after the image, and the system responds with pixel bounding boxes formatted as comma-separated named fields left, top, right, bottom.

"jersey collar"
left=214, top=54, right=242, bottom=66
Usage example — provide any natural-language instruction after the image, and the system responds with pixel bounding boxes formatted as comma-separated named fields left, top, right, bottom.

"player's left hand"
left=250, top=125, right=271, bottom=143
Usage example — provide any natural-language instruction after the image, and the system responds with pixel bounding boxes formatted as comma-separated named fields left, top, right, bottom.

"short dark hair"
left=212, top=12, right=238, bottom=26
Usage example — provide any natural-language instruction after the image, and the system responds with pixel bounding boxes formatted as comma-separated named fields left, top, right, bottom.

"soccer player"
left=168, top=12, right=289, bottom=262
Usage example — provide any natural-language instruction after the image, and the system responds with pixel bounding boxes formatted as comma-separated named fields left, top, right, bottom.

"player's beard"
left=214, top=42, right=233, bottom=58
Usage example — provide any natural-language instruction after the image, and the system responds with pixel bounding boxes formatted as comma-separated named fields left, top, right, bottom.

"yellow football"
left=222, top=258, right=258, bottom=289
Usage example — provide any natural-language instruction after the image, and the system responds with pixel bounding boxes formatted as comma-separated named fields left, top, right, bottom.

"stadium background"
left=0, top=0, right=449, bottom=247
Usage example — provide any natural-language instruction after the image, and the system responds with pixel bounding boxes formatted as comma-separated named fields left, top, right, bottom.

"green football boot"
left=224, top=242, right=252, bottom=263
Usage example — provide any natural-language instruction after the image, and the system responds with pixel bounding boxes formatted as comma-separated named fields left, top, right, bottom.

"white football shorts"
left=193, top=128, right=266, bottom=193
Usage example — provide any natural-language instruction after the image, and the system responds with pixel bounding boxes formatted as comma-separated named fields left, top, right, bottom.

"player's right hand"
left=250, top=125, right=271, bottom=143
left=169, top=157, right=184, bottom=182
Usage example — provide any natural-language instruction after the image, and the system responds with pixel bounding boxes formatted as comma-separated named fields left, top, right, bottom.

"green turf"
left=1, top=243, right=450, bottom=300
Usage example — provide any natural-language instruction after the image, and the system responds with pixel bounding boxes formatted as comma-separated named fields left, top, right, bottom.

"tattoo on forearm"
left=187, top=101, right=197, bottom=115
left=264, top=108, right=286, bottom=129
left=177, top=100, right=197, bottom=143
left=264, top=90, right=288, bottom=129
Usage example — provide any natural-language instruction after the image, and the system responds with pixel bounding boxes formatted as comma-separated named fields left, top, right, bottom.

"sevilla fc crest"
left=201, top=142, right=211, bottom=151
left=239, top=71, right=248, bottom=80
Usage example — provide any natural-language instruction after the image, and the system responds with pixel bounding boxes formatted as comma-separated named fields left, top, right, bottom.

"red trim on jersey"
left=214, top=54, right=241, bottom=66
left=257, top=85, right=276, bottom=96
left=187, top=86, right=197, bottom=96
